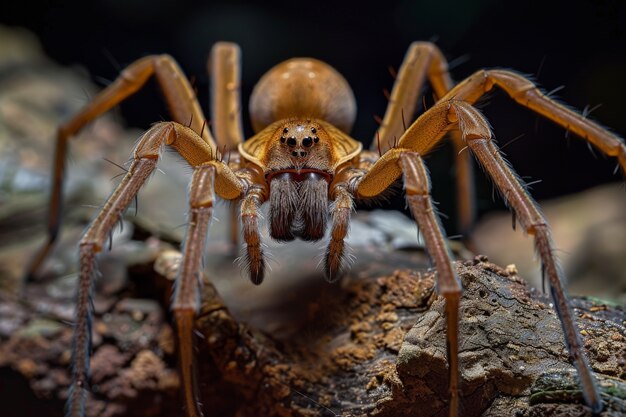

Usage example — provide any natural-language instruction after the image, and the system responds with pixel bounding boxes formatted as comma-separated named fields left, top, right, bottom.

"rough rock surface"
left=189, top=254, right=626, bottom=417
left=3, top=246, right=625, bottom=417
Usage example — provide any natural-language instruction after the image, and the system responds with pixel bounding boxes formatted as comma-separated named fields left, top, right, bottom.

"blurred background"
left=0, top=0, right=624, bottom=292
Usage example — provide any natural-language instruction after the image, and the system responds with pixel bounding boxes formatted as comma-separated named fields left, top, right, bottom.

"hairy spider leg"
left=356, top=98, right=604, bottom=415
left=442, top=68, right=626, bottom=176
left=174, top=158, right=244, bottom=417
left=440, top=69, right=626, bottom=412
left=67, top=122, right=244, bottom=417
left=376, top=42, right=475, bottom=237
left=355, top=143, right=461, bottom=415
left=400, top=152, right=461, bottom=417
left=26, top=54, right=217, bottom=279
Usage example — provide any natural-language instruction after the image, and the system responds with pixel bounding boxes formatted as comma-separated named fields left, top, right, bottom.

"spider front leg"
left=456, top=103, right=604, bottom=412
left=173, top=159, right=245, bottom=417
left=443, top=68, right=626, bottom=175
left=356, top=98, right=604, bottom=414
left=66, top=121, right=243, bottom=417
left=354, top=150, right=461, bottom=416
left=69, top=159, right=158, bottom=417
left=27, top=43, right=246, bottom=279
left=399, top=152, right=461, bottom=416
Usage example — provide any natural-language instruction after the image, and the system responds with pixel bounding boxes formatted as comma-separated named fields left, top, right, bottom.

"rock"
left=190, top=253, right=626, bottom=417
left=473, top=183, right=626, bottom=303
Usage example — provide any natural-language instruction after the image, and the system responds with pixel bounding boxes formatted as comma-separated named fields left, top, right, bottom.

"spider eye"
left=311, top=127, right=317, bottom=134
left=287, top=137, right=297, bottom=147
left=283, top=127, right=289, bottom=133
left=280, top=137, right=286, bottom=143
left=313, top=137, right=319, bottom=143
left=302, top=137, right=313, bottom=147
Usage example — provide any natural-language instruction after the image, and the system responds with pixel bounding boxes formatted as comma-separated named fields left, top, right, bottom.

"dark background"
left=2, top=0, right=625, bottom=232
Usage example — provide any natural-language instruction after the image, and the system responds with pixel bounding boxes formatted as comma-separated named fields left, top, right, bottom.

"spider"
left=26, top=41, right=625, bottom=417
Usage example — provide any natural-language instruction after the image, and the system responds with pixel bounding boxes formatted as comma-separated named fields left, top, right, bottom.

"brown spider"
left=27, top=41, right=625, bottom=417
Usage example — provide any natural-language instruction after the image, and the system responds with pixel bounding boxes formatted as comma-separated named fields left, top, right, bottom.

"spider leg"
left=208, top=42, right=245, bottom=248
left=350, top=147, right=461, bottom=416
left=69, top=161, right=158, bottom=417
left=324, top=185, right=354, bottom=281
left=376, top=41, right=475, bottom=236
left=399, top=152, right=461, bottom=417
left=27, top=54, right=216, bottom=280
left=209, top=42, right=244, bottom=148
left=355, top=98, right=603, bottom=414
left=456, top=102, right=603, bottom=412
left=356, top=100, right=455, bottom=198
left=173, top=162, right=233, bottom=417
left=442, top=69, right=626, bottom=174
left=67, top=122, right=244, bottom=417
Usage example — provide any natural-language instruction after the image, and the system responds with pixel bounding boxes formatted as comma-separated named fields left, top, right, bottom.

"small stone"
left=91, top=345, right=129, bottom=383
left=366, top=376, right=379, bottom=390
left=154, top=250, right=181, bottom=280
left=17, top=318, right=63, bottom=338
left=16, top=358, right=37, bottom=378
left=128, top=350, right=165, bottom=390
left=505, top=264, right=518, bottom=275
left=131, top=310, right=144, bottom=322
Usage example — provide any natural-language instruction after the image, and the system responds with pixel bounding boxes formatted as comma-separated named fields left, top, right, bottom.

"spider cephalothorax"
left=27, top=41, right=625, bottom=417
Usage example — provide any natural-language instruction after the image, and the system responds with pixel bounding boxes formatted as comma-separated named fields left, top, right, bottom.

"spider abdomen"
left=268, top=172, right=328, bottom=242
left=249, top=58, right=357, bottom=134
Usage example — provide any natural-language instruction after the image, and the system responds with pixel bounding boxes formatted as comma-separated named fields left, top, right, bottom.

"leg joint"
left=528, top=222, right=550, bottom=236
left=189, top=164, right=216, bottom=208
left=134, top=122, right=174, bottom=158
left=78, top=240, right=100, bottom=255
left=448, top=101, right=493, bottom=141
left=399, top=152, right=431, bottom=195
left=157, top=53, right=176, bottom=64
